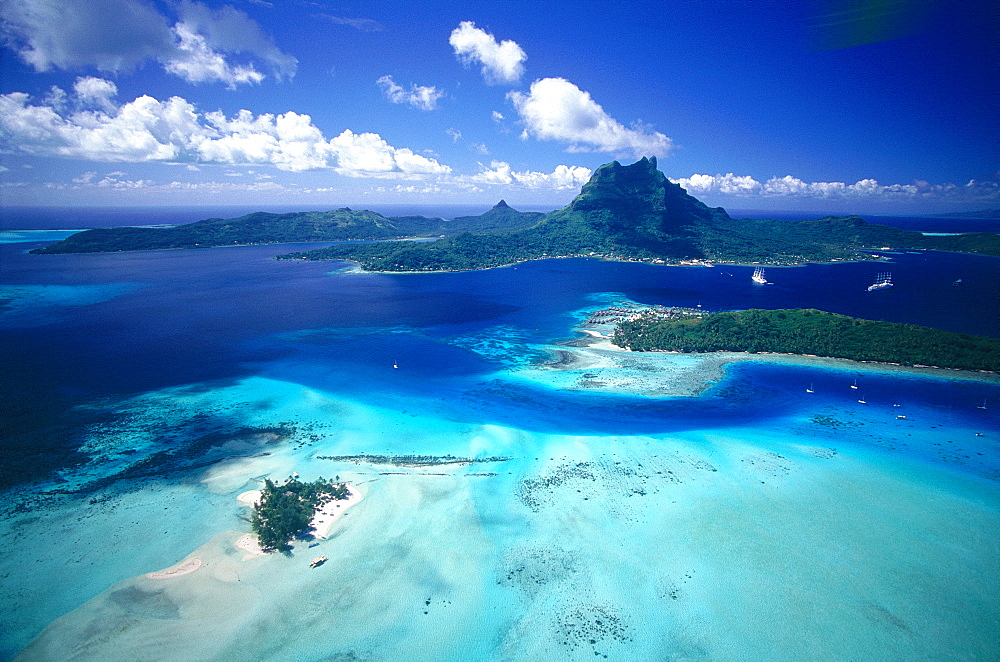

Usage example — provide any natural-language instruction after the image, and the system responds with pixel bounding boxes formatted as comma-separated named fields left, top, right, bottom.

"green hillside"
left=613, top=308, right=1000, bottom=372
left=29, top=202, right=541, bottom=254
left=282, top=157, right=1000, bottom=270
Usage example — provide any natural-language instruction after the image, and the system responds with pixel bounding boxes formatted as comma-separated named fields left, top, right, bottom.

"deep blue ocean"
left=2, top=208, right=999, bottom=660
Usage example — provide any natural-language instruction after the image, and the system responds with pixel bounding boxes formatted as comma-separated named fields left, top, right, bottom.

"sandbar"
left=235, top=533, right=264, bottom=560
left=145, top=556, right=202, bottom=579
left=516, top=333, right=1000, bottom=399
left=310, top=487, right=364, bottom=539
left=237, top=489, right=262, bottom=506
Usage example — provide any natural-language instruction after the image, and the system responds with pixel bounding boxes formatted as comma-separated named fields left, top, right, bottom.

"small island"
left=250, top=476, right=350, bottom=551
left=612, top=307, right=1000, bottom=372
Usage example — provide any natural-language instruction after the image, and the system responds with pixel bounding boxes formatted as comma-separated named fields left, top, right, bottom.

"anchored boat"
left=867, top=272, right=893, bottom=291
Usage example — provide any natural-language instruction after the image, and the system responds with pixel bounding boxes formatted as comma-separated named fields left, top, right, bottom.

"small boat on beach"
left=309, top=556, right=328, bottom=568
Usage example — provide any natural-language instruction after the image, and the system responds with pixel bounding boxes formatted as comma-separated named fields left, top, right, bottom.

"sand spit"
left=515, top=338, right=738, bottom=398
left=310, top=487, right=364, bottom=539
left=235, top=534, right=264, bottom=560
left=145, top=556, right=203, bottom=580
left=236, top=489, right=262, bottom=506
left=518, top=332, right=1000, bottom=399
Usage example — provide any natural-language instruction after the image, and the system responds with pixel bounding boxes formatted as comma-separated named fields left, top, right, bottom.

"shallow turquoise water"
left=1, top=234, right=998, bottom=660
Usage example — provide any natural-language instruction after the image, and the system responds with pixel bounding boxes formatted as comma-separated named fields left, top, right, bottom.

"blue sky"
left=0, top=0, right=996, bottom=213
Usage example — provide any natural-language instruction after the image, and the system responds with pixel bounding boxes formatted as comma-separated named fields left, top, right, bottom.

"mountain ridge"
left=29, top=203, right=541, bottom=254
left=281, top=157, right=1000, bottom=270
left=29, top=157, right=1000, bottom=263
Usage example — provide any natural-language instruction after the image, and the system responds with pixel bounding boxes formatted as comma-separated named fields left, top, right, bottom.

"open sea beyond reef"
left=1, top=209, right=999, bottom=660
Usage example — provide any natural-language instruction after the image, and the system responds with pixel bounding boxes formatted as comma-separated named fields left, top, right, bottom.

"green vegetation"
left=250, top=476, right=349, bottom=551
left=280, top=157, right=721, bottom=269
left=30, top=158, right=1000, bottom=265
left=612, top=308, right=1000, bottom=372
left=28, top=202, right=541, bottom=254
left=280, top=158, right=1000, bottom=270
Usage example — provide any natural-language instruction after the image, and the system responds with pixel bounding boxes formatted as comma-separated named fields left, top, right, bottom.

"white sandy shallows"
left=518, top=335, right=1000, bottom=399
left=145, top=556, right=203, bottom=580
left=310, top=487, right=364, bottom=539
left=236, top=489, right=262, bottom=506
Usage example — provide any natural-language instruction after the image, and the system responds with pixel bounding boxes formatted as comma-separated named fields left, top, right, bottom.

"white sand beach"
left=236, top=485, right=363, bottom=539
left=310, top=487, right=364, bottom=539
left=235, top=533, right=264, bottom=560
left=145, top=556, right=202, bottom=580
left=236, top=489, right=262, bottom=506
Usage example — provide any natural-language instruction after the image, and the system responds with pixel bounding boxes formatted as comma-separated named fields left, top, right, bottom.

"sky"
left=0, top=0, right=997, bottom=214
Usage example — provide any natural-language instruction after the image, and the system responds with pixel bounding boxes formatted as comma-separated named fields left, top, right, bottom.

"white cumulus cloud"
left=376, top=75, right=444, bottom=111
left=508, top=78, right=672, bottom=158
left=463, top=161, right=592, bottom=189
left=71, top=76, right=118, bottom=111
left=449, top=21, right=526, bottom=84
left=165, top=22, right=265, bottom=88
left=675, top=173, right=930, bottom=200
left=0, top=0, right=296, bottom=87
left=0, top=79, right=451, bottom=178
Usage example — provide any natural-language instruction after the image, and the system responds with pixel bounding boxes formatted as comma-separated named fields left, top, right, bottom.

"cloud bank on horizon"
left=0, top=0, right=995, bottom=212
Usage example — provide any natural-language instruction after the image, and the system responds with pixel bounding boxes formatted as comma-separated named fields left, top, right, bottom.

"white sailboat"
left=806, top=383, right=814, bottom=393
left=867, top=272, right=893, bottom=291
left=752, top=267, right=768, bottom=285
left=978, top=398, right=988, bottom=410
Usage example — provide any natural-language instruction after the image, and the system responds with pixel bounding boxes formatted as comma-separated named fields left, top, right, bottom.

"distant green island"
left=251, top=477, right=348, bottom=552
left=29, top=201, right=542, bottom=254
left=31, top=157, right=1000, bottom=267
left=612, top=308, right=1000, bottom=372
left=278, top=158, right=1000, bottom=270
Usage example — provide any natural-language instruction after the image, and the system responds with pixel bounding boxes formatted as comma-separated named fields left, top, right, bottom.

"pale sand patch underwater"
left=236, top=489, right=261, bottom=506
left=145, top=556, right=203, bottom=580
left=513, top=335, right=1000, bottom=399
left=11, top=372, right=998, bottom=660
left=19, top=426, right=999, bottom=661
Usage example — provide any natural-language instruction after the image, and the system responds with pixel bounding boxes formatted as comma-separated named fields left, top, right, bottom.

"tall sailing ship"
left=867, top=272, right=893, bottom=291
left=752, top=267, right=768, bottom=284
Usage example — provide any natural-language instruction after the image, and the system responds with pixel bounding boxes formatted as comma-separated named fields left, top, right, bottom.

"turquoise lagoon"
left=1, top=232, right=998, bottom=660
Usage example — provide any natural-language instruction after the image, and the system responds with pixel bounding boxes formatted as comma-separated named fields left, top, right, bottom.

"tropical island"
left=250, top=476, right=350, bottom=551
left=611, top=307, right=1000, bottom=372
left=28, top=201, right=542, bottom=254
left=30, top=158, right=1000, bottom=266
left=277, top=157, right=1000, bottom=270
